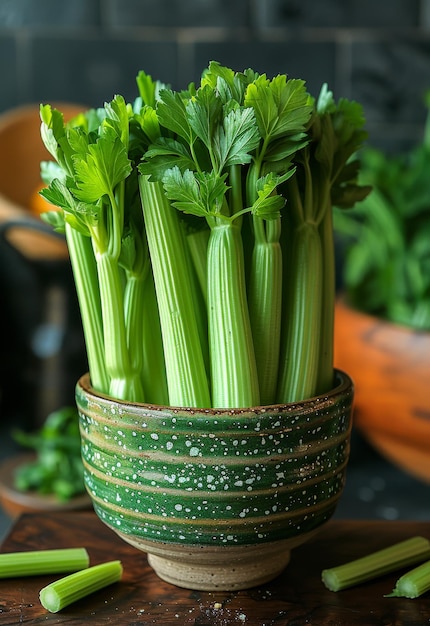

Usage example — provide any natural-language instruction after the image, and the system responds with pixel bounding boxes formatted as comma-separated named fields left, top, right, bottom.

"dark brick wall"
left=1, top=0, right=430, bottom=149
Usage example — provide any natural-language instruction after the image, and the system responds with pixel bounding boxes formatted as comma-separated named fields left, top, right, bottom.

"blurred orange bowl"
left=334, top=298, right=430, bottom=484
left=0, top=103, right=84, bottom=261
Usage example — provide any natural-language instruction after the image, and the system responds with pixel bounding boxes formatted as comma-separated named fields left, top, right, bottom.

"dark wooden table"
left=0, top=512, right=429, bottom=625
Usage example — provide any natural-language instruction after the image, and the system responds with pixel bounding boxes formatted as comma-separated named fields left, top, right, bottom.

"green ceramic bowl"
left=76, top=369, right=353, bottom=590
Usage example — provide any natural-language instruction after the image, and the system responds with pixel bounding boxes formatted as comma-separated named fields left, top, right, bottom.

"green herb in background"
left=12, top=406, right=85, bottom=501
left=40, top=61, right=369, bottom=409
left=334, top=91, right=430, bottom=331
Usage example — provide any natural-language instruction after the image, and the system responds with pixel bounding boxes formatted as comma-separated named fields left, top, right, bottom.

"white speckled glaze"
left=76, top=369, right=353, bottom=590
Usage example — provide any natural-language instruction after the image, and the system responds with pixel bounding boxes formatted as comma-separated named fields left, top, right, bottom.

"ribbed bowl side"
left=76, top=371, right=353, bottom=547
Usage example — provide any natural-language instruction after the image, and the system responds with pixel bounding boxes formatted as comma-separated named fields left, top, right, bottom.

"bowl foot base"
left=147, top=550, right=291, bottom=591
left=115, top=526, right=322, bottom=591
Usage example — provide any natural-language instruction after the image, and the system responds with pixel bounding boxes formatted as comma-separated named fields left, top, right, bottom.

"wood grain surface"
left=0, top=511, right=429, bottom=625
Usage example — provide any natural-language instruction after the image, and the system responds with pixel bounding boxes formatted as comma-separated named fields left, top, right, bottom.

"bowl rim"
left=76, top=368, right=353, bottom=416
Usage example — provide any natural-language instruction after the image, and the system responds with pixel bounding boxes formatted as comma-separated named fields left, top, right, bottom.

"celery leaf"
left=136, top=70, right=158, bottom=107
left=250, top=172, right=288, bottom=219
left=40, top=210, right=66, bottom=234
left=162, top=167, right=228, bottom=218
left=245, top=75, right=312, bottom=143
left=133, top=106, right=160, bottom=145
left=73, top=135, right=132, bottom=203
left=156, top=89, right=194, bottom=142
left=215, top=107, right=260, bottom=170
left=40, top=104, right=66, bottom=161
left=186, top=84, right=223, bottom=149
left=141, top=137, right=195, bottom=180
left=102, top=94, right=130, bottom=147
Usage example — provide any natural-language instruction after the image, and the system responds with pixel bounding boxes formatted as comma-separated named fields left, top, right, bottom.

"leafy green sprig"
left=276, top=85, right=370, bottom=403
left=40, top=97, right=155, bottom=402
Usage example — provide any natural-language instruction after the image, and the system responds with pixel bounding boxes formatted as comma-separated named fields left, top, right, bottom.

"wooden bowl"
left=0, top=103, right=84, bottom=261
left=0, top=453, right=91, bottom=520
left=334, top=299, right=430, bottom=483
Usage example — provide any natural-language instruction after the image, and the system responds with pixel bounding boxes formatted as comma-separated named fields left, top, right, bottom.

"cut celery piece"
left=386, top=559, right=430, bottom=598
left=0, top=548, right=89, bottom=578
left=40, top=560, right=123, bottom=613
left=322, top=537, right=430, bottom=592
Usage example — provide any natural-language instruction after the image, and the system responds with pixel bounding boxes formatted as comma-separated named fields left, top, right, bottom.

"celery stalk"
left=122, top=223, right=150, bottom=391
left=277, top=220, right=323, bottom=403
left=246, top=156, right=283, bottom=407
left=184, top=227, right=211, bottom=387
left=317, top=205, right=335, bottom=393
left=208, top=221, right=260, bottom=408
left=322, top=536, right=430, bottom=592
left=40, top=560, right=122, bottom=613
left=276, top=85, right=369, bottom=403
left=0, top=548, right=89, bottom=578
left=248, top=218, right=282, bottom=405
left=140, top=271, right=169, bottom=405
left=206, top=164, right=259, bottom=408
left=64, top=223, right=109, bottom=394
left=124, top=273, right=145, bottom=377
left=96, top=252, right=144, bottom=402
left=243, top=74, right=313, bottom=406
left=139, top=175, right=211, bottom=407
left=186, top=227, right=210, bottom=304
left=387, top=559, right=430, bottom=598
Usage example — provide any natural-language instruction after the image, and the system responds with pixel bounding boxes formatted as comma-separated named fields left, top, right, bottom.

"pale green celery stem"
left=139, top=176, right=211, bottom=407
left=123, top=273, right=145, bottom=397
left=39, top=560, right=122, bottom=613
left=182, top=224, right=210, bottom=386
left=208, top=222, right=260, bottom=408
left=246, top=163, right=283, bottom=405
left=277, top=221, right=322, bottom=404
left=317, top=202, right=335, bottom=394
left=184, top=228, right=211, bottom=395
left=248, top=217, right=282, bottom=405
left=65, top=223, right=109, bottom=394
left=0, top=548, right=89, bottom=578
left=302, top=149, right=314, bottom=222
left=229, top=164, right=244, bottom=217
left=186, top=228, right=210, bottom=304
left=140, top=271, right=169, bottom=405
left=321, top=536, right=430, bottom=593
left=387, top=559, right=430, bottom=598
left=108, top=187, right=124, bottom=261
left=96, top=252, right=144, bottom=402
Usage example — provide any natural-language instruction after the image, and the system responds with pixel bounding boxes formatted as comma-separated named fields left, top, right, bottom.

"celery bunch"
left=40, top=61, right=369, bottom=408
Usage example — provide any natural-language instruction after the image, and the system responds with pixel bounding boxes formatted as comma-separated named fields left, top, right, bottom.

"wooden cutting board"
left=0, top=511, right=429, bottom=624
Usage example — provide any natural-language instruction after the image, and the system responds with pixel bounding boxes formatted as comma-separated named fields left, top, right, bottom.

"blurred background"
left=0, top=0, right=429, bottom=148
left=0, top=0, right=429, bottom=539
